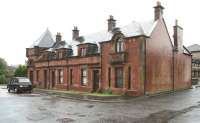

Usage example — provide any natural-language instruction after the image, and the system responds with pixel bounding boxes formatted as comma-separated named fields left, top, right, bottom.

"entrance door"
left=52, top=71, right=55, bottom=88
left=44, top=70, right=47, bottom=89
left=30, top=71, right=33, bottom=83
left=93, top=70, right=99, bottom=92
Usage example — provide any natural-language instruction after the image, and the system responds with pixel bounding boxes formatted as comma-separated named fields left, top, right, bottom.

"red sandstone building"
left=26, top=2, right=192, bottom=96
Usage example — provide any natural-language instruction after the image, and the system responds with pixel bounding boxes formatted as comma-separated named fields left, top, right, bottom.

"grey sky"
left=0, top=0, right=198, bottom=65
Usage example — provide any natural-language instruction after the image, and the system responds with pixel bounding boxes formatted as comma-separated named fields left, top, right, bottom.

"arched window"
left=116, top=37, right=124, bottom=52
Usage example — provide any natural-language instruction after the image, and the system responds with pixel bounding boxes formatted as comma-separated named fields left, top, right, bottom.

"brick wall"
left=174, top=52, right=192, bottom=90
left=146, top=19, right=174, bottom=94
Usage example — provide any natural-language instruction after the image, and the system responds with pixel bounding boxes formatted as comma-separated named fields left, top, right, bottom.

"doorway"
left=44, top=70, right=47, bottom=89
left=29, top=71, right=33, bottom=83
left=93, top=70, right=99, bottom=92
left=52, top=71, right=55, bottom=88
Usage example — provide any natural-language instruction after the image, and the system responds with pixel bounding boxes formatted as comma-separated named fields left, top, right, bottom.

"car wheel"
left=8, top=89, right=10, bottom=93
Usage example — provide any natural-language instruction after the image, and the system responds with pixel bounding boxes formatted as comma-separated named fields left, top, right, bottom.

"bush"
left=0, top=75, right=6, bottom=84
left=14, top=65, right=27, bottom=77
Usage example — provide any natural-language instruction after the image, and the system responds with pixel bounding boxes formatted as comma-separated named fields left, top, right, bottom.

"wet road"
left=0, top=86, right=200, bottom=123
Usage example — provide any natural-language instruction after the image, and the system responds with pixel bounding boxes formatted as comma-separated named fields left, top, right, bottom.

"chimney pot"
left=175, top=19, right=178, bottom=26
left=107, top=15, right=116, bottom=32
left=72, top=26, right=79, bottom=40
left=56, top=32, right=62, bottom=42
left=173, top=20, right=183, bottom=52
left=154, top=1, right=164, bottom=21
left=157, top=1, right=161, bottom=6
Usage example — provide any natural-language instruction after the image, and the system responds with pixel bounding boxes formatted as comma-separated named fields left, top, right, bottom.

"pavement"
left=1, top=85, right=200, bottom=123
left=33, top=88, right=141, bottom=103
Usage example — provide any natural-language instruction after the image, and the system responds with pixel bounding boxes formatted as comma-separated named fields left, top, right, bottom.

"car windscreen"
left=18, top=78, right=31, bottom=83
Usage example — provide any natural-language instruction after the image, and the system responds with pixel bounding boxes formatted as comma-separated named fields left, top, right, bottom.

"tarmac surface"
left=0, top=85, right=200, bottom=123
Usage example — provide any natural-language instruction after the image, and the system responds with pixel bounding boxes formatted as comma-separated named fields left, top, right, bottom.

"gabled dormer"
left=77, top=43, right=98, bottom=57
left=109, top=32, right=127, bottom=64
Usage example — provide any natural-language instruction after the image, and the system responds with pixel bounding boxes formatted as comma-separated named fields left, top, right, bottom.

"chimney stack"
left=154, top=1, right=164, bottom=21
left=56, top=32, right=62, bottom=42
left=107, top=15, right=116, bottom=32
left=72, top=26, right=79, bottom=40
left=173, top=20, right=183, bottom=52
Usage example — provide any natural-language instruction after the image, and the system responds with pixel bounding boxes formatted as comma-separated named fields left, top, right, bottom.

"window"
left=69, top=69, right=73, bottom=85
left=81, top=69, right=87, bottom=86
left=192, top=71, right=195, bottom=77
left=115, top=67, right=123, bottom=88
left=192, top=63, right=195, bottom=67
left=67, top=49, right=73, bottom=57
left=80, top=48, right=87, bottom=56
left=128, top=66, right=131, bottom=89
left=18, top=78, right=31, bottom=83
left=36, top=70, right=39, bottom=82
left=30, top=71, right=33, bottom=83
left=198, top=71, right=200, bottom=77
left=58, top=69, right=63, bottom=84
left=116, top=38, right=124, bottom=52
left=58, top=52, right=62, bottom=59
left=108, top=67, right=111, bottom=88
left=195, top=71, right=198, bottom=77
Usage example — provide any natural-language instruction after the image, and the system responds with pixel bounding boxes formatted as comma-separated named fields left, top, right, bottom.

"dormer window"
left=116, top=37, right=124, bottom=52
left=58, top=52, right=62, bottom=59
left=80, top=48, right=87, bottom=56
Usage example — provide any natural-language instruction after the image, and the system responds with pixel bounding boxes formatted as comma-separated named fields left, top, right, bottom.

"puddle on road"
left=38, top=106, right=47, bottom=111
left=86, top=104, right=94, bottom=108
left=78, top=114, right=86, bottom=117
left=94, top=104, right=200, bottom=123
left=56, top=118, right=75, bottom=123
left=95, top=116, right=136, bottom=123
left=42, top=96, right=61, bottom=104
left=26, top=112, right=54, bottom=121
left=18, top=93, right=41, bottom=97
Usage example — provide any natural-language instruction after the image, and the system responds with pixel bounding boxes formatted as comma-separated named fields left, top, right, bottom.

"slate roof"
left=30, top=29, right=55, bottom=48
left=187, top=44, right=200, bottom=52
left=63, top=20, right=157, bottom=56
left=30, top=19, right=158, bottom=56
left=74, top=20, right=157, bottom=45
left=183, top=46, right=191, bottom=55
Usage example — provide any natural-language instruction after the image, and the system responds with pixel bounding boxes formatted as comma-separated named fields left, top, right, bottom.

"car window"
left=10, top=79, right=14, bottom=84
left=18, top=78, right=31, bottom=83
left=9, top=79, right=12, bottom=84
left=13, top=79, right=18, bottom=83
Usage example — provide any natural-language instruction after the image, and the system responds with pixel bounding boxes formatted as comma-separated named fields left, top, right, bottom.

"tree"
left=0, top=58, right=8, bottom=84
left=14, top=65, right=27, bottom=77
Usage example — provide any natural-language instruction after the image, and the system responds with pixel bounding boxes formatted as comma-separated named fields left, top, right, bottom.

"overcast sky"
left=0, top=0, right=198, bottom=65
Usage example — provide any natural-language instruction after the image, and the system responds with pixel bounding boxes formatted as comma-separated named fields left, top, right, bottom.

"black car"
left=7, top=77, right=32, bottom=93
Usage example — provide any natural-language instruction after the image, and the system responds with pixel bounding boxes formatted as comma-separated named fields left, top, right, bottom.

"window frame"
left=108, top=67, right=111, bottom=88
left=36, top=70, right=39, bottom=82
left=81, top=68, right=87, bottom=86
left=115, top=67, right=123, bottom=88
left=80, top=48, right=87, bottom=56
left=58, top=69, right=64, bottom=84
left=116, top=37, right=124, bottom=53
left=128, top=66, right=131, bottom=89
left=69, top=68, right=73, bottom=85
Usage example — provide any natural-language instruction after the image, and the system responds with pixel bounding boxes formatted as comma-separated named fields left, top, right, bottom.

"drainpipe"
left=144, top=37, right=147, bottom=95
left=190, top=55, right=192, bottom=88
left=48, top=59, right=50, bottom=89
left=172, top=49, right=175, bottom=92
left=100, top=44, right=103, bottom=92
